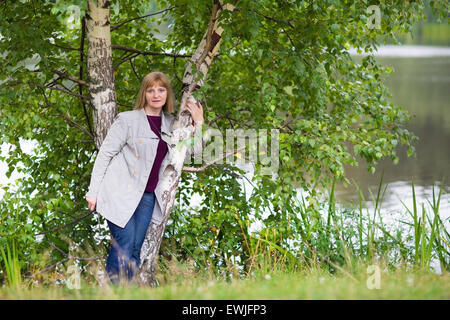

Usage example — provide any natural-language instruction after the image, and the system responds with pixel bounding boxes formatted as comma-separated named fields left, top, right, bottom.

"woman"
left=85, top=71, right=204, bottom=284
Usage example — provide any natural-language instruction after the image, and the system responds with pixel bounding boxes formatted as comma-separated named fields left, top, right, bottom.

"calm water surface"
left=335, top=48, right=450, bottom=224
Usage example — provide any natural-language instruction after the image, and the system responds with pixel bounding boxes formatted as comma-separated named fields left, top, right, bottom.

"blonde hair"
left=133, top=71, right=176, bottom=113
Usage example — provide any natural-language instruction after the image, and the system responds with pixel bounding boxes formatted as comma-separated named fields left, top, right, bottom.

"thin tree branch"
left=113, top=52, right=139, bottom=70
left=111, top=6, right=178, bottom=31
left=112, top=44, right=192, bottom=58
left=207, top=111, right=231, bottom=126
left=51, top=69, right=89, bottom=87
left=40, top=88, right=93, bottom=141
left=28, top=81, right=90, bottom=100
left=51, top=42, right=84, bottom=56
left=76, top=139, right=94, bottom=144
left=24, top=250, right=102, bottom=279
left=249, top=8, right=295, bottom=28
left=172, top=56, right=183, bottom=85
left=34, top=210, right=93, bottom=236
left=23, top=258, right=71, bottom=279
left=182, top=145, right=246, bottom=172
left=52, top=43, right=80, bottom=51
left=216, top=40, right=241, bottom=57
left=49, top=112, right=94, bottom=140
left=116, top=101, right=134, bottom=109
left=48, top=241, right=103, bottom=261
left=129, top=58, right=140, bottom=81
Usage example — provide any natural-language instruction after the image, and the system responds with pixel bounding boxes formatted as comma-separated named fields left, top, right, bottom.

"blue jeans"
left=106, top=192, right=155, bottom=284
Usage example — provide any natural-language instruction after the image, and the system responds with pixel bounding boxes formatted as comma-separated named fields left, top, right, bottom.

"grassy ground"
left=1, top=262, right=448, bottom=300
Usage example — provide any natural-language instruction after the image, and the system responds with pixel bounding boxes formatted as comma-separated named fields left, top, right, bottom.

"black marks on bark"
left=192, top=83, right=201, bottom=92
left=102, top=0, right=111, bottom=9
left=181, top=82, right=190, bottom=93
left=209, top=31, right=221, bottom=52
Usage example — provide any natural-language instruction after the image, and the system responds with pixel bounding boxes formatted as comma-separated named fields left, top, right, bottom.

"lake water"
left=335, top=47, right=450, bottom=224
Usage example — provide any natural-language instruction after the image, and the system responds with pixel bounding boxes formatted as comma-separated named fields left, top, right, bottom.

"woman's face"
left=145, top=83, right=167, bottom=112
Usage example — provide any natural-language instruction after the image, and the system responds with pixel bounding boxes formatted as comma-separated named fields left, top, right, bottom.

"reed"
left=398, top=177, right=449, bottom=271
left=238, top=174, right=449, bottom=276
left=0, top=238, right=22, bottom=289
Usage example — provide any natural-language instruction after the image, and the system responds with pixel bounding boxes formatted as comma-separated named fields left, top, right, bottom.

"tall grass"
left=398, top=177, right=449, bottom=271
left=0, top=238, right=22, bottom=288
left=232, top=173, right=449, bottom=277
left=327, top=175, right=448, bottom=273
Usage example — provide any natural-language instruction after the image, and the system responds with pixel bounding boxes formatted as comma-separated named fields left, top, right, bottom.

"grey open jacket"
left=85, top=107, right=202, bottom=228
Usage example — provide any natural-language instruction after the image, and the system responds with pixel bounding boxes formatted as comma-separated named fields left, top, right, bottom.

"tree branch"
left=34, top=210, right=93, bottom=236
left=51, top=69, right=89, bottom=87
left=112, top=44, right=192, bottom=58
left=129, top=58, right=140, bottom=81
left=249, top=8, right=295, bottom=28
left=28, top=81, right=90, bottom=100
left=182, top=145, right=246, bottom=172
left=49, top=112, right=94, bottom=140
left=113, top=52, right=140, bottom=71
left=215, top=40, right=241, bottom=57
left=23, top=258, right=71, bottom=279
left=23, top=242, right=103, bottom=280
left=51, top=43, right=80, bottom=51
left=48, top=241, right=103, bottom=261
left=111, top=6, right=178, bottom=31
left=41, top=90, right=94, bottom=140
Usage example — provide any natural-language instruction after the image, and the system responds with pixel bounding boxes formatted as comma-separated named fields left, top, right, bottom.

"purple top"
left=144, top=115, right=168, bottom=193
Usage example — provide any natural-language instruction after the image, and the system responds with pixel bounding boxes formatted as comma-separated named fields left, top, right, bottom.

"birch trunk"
left=138, top=1, right=235, bottom=286
left=86, top=0, right=117, bottom=150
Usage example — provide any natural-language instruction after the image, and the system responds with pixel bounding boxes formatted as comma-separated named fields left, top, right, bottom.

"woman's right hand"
left=86, top=196, right=97, bottom=212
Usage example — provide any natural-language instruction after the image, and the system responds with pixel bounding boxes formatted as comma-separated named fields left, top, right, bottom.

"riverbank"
left=0, top=262, right=448, bottom=299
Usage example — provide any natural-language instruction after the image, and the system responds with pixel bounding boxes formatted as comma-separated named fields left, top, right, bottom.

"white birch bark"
left=86, top=0, right=117, bottom=150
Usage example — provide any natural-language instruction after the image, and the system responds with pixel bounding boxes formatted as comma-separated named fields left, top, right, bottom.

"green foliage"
left=0, top=0, right=447, bottom=281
